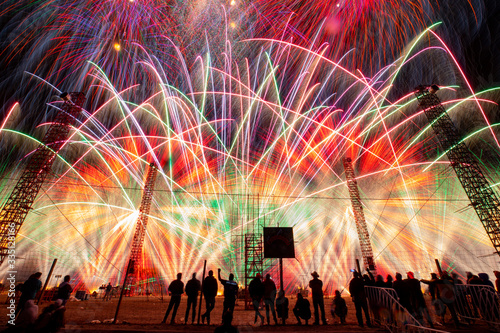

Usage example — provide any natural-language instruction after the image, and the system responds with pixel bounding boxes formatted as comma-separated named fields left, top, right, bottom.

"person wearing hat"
left=248, top=273, right=264, bottom=324
left=308, top=271, right=327, bottom=325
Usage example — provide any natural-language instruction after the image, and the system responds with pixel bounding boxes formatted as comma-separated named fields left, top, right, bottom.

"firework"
left=0, top=1, right=499, bottom=294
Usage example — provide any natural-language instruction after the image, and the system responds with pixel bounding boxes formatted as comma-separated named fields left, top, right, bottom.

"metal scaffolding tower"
left=0, top=92, right=85, bottom=266
left=343, top=157, right=376, bottom=271
left=129, top=163, right=158, bottom=278
left=415, top=85, right=500, bottom=257
left=244, top=233, right=263, bottom=308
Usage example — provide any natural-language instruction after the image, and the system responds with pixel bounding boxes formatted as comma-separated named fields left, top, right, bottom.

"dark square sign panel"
left=263, top=227, right=295, bottom=258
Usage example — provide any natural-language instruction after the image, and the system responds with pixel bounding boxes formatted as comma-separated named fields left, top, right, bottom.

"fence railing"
left=454, top=284, right=500, bottom=330
left=404, top=324, right=451, bottom=333
left=364, top=286, right=441, bottom=332
left=366, top=284, right=500, bottom=333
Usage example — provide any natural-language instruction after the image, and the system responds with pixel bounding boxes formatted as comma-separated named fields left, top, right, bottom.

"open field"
left=1, top=294, right=490, bottom=332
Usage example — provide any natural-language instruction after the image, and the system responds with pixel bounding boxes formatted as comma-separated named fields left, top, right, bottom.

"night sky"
left=1, top=0, right=500, bottom=289
left=0, top=1, right=499, bottom=100
left=434, top=0, right=500, bottom=89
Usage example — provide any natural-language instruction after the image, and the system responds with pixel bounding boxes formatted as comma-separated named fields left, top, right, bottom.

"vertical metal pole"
left=356, top=259, right=361, bottom=274
left=113, top=259, right=133, bottom=324
left=279, top=257, right=285, bottom=325
left=197, top=260, right=207, bottom=324
left=434, top=259, right=443, bottom=275
left=37, top=258, right=57, bottom=304
left=279, top=258, right=284, bottom=292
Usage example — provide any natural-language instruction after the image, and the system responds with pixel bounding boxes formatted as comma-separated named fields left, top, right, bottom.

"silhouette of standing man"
left=248, top=273, right=264, bottom=324
left=103, top=282, right=113, bottom=301
left=201, top=270, right=218, bottom=325
left=263, top=274, right=278, bottom=325
left=309, top=271, right=327, bottom=325
left=349, top=271, right=371, bottom=328
left=56, top=275, right=73, bottom=306
left=162, top=273, right=184, bottom=324
left=218, top=268, right=238, bottom=319
left=184, top=272, right=200, bottom=324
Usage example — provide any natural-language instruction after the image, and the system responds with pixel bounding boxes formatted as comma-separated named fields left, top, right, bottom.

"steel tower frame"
left=129, top=163, right=158, bottom=276
left=0, top=92, right=85, bottom=265
left=415, top=85, right=500, bottom=256
left=244, top=233, right=263, bottom=309
left=343, top=157, right=376, bottom=271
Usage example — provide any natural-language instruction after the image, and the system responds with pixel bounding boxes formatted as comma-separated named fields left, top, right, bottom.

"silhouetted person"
left=214, top=310, right=239, bottom=333
left=374, top=274, right=385, bottom=287
left=420, top=273, right=438, bottom=300
left=218, top=268, right=238, bottom=319
left=248, top=273, right=264, bottom=324
left=367, top=270, right=385, bottom=324
left=276, top=290, right=289, bottom=325
left=349, top=271, right=371, bottom=328
left=466, top=274, right=482, bottom=319
left=385, top=275, right=394, bottom=288
left=16, top=272, right=42, bottom=315
left=56, top=275, right=72, bottom=306
left=185, top=272, right=201, bottom=324
left=330, top=290, right=347, bottom=324
left=363, top=274, right=374, bottom=286
left=293, top=293, right=311, bottom=325
left=162, top=273, right=184, bottom=324
left=466, top=271, right=474, bottom=283
left=405, top=271, right=433, bottom=328
left=263, top=274, right=278, bottom=325
left=309, top=271, right=327, bottom=325
left=478, top=273, right=494, bottom=288
left=393, top=272, right=412, bottom=312
left=451, top=272, right=473, bottom=323
left=476, top=273, right=499, bottom=321
left=435, top=271, right=460, bottom=328
left=202, top=270, right=218, bottom=325
left=451, top=272, right=464, bottom=285
left=494, top=271, right=500, bottom=294
left=103, top=282, right=113, bottom=301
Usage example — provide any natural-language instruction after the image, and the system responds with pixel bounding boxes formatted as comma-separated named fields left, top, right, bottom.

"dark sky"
left=0, top=0, right=499, bottom=108
left=435, top=0, right=500, bottom=89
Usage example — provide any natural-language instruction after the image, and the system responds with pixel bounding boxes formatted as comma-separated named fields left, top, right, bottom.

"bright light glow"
left=0, top=0, right=496, bottom=294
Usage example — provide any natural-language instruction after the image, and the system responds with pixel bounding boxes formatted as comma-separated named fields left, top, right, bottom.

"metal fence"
left=366, top=284, right=500, bottom=333
left=365, top=286, right=449, bottom=333
left=454, top=284, right=500, bottom=330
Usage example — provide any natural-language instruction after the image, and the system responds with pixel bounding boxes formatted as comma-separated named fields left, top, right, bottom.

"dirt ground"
left=2, top=294, right=372, bottom=332
left=0, top=294, right=486, bottom=332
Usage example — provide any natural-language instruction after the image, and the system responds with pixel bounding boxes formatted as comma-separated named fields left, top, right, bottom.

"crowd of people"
left=159, top=269, right=343, bottom=327
left=7, top=267, right=500, bottom=332
left=350, top=269, right=500, bottom=329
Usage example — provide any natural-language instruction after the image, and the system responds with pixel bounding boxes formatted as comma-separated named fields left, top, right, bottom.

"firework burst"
left=0, top=1, right=499, bottom=293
